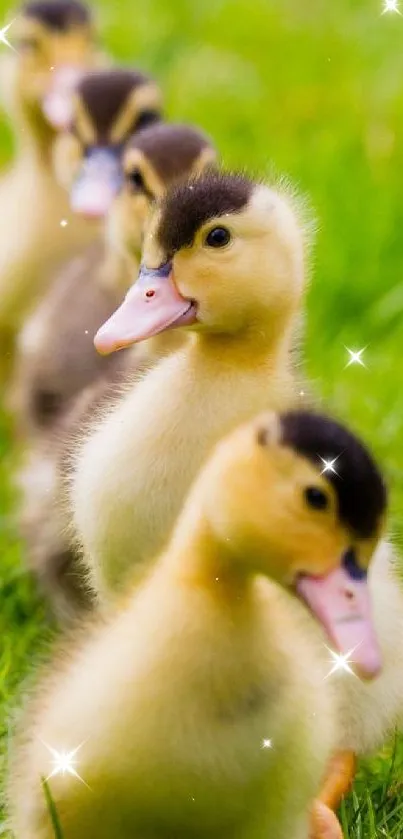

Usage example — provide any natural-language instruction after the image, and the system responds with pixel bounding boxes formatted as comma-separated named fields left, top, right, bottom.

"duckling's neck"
left=9, top=89, right=55, bottom=167
left=18, top=110, right=55, bottom=167
left=166, top=507, right=252, bottom=601
left=190, top=318, right=295, bottom=371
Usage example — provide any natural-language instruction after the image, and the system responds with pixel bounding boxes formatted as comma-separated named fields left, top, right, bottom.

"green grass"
left=1, top=0, right=403, bottom=836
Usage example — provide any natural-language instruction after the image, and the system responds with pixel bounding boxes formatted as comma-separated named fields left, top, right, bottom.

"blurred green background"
left=1, top=0, right=403, bottom=835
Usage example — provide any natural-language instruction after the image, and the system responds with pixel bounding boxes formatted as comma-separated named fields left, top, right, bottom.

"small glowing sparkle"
left=60, top=219, right=68, bottom=228
left=261, top=738, right=273, bottom=749
left=345, top=346, right=366, bottom=368
left=382, top=0, right=401, bottom=14
left=85, top=330, right=89, bottom=335
left=0, top=19, right=17, bottom=52
left=300, top=390, right=305, bottom=397
left=324, top=646, right=358, bottom=680
left=319, top=455, right=339, bottom=476
left=41, top=741, right=89, bottom=787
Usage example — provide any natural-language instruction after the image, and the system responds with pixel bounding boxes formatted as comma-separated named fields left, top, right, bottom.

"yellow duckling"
left=0, top=0, right=103, bottom=376
left=12, top=121, right=216, bottom=438
left=13, top=122, right=217, bottom=620
left=71, top=170, right=310, bottom=597
left=10, top=408, right=387, bottom=839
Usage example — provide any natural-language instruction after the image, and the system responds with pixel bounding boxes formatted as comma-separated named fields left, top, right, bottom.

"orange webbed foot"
left=319, top=750, right=357, bottom=810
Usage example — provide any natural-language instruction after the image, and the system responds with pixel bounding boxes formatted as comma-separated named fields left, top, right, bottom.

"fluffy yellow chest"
left=73, top=345, right=295, bottom=595
left=19, top=580, right=331, bottom=839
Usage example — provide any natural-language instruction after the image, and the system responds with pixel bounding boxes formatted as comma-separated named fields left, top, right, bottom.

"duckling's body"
left=14, top=411, right=365, bottom=839
left=12, top=242, right=132, bottom=435
left=10, top=579, right=332, bottom=839
left=0, top=2, right=101, bottom=371
left=74, top=337, right=296, bottom=594
left=72, top=172, right=307, bottom=595
left=11, top=122, right=216, bottom=437
left=0, top=144, right=93, bottom=334
left=11, top=124, right=217, bottom=619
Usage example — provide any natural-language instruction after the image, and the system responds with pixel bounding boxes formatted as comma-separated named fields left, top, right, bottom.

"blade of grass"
left=41, top=778, right=64, bottom=839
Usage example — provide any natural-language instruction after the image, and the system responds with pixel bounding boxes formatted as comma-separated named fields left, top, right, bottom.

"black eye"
left=304, top=486, right=329, bottom=511
left=205, top=227, right=231, bottom=248
left=127, top=169, right=145, bottom=191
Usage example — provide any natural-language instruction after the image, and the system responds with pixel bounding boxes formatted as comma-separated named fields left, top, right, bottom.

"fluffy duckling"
left=11, top=408, right=387, bottom=839
left=12, top=122, right=216, bottom=438
left=71, top=170, right=309, bottom=597
left=12, top=124, right=217, bottom=621
left=0, top=0, right=102, bottom=376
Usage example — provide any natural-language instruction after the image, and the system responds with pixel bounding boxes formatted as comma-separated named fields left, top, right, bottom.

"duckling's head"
left=197, top=410, right=387, bottom=680
left=94, top=170, right=307, bottom=354
left=107, top=122, right=217, bottom=261
left=53, top=68, right=163, bottom=220
left=7, top=0, right=98, bottom=131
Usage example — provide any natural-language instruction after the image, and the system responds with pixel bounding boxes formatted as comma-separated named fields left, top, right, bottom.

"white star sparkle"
left=261, top=738, right=273, bottom=749
left=324, top=646, right=358, bottom=680
left=382, top=0, right=401, bottom=14
left=319, top=455, right=340, bottom=476
left=41, top=741, right=89, bottom=787
left=0, top=19, right=17, bottom=52
left=345, top=346, right=367, bottom=368
left=60, top=219, right=68, bottom=228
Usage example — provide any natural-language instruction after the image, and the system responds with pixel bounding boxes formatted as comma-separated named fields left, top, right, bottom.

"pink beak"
left=42, top=66, right=83, bottom=130
left=95, top=262, right=197, bottom=355
left=70, top=149, right=123, bottom=219
left=297, top=559, right=382, bottom=680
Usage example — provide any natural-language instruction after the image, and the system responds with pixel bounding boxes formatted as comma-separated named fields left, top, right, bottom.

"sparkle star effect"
left=382, top=0, right=402, bottom=14
left=345, top=346, right=367, bottom=369
left=60, top=219, right=68, bottom=228
left=319, top=455, right=340, bottom=476
left=324, top=646, right=358, bottom=680
left=41, top=741, right=89, bottom=787
left=261, top=738, right=273, bottom=749
left=0, top=19, right=17, bottom=52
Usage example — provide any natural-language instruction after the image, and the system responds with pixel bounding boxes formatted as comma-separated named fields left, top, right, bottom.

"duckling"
left=71, top=170, right=309, bottom=597
left=13, top=123, right=217, bottom=621
left=0, top=0, right=103, bottom=378
left=11, top=408, right=387, bottom=839
left=11, top=122, right=216, bottom=438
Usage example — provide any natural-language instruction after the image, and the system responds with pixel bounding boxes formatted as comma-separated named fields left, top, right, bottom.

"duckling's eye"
left=205, top=227, right=231, bottom=248
left=127, top=169, right=145, bottom=192
left=304, top=486, right=329, bottom=511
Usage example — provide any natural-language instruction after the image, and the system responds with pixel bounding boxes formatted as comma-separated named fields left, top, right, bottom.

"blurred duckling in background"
left=71, top=170, right=310, bottom=598
left=11, top=407, right=387, bottom=839
left=12, top=121, right=216, bottom=438
left=13, top=122, right=217, bottom=621
left=0, top=0, right=103, bottom=379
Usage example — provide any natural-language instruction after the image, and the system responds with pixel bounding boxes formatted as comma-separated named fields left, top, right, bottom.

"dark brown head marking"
left=279, top=411, right=387, bottom=539
left=76, top=70, right=162, bottom=145
left=156, top=170, right=253, bottom=256
left=127, top=123, right=215, bottom=185
left=22, top=0, right=91, bottom=30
